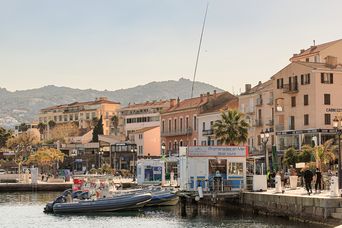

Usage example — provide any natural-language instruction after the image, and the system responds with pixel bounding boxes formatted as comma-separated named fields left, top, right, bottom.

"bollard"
left=330, top=176, right=339, bottom=197
left=275, top=175, right=282, bottom=193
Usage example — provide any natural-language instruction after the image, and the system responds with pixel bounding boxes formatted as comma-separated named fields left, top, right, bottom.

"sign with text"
left=188, top=146, right=247, bottom=157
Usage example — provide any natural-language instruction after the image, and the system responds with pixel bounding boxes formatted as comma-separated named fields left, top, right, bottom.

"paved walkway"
left=255, top=186, right=338, bottom=199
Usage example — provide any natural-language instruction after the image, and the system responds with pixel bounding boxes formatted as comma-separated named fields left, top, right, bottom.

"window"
left=321, top=73, right=333, bottom=84
left=291, top=96, right=296, bottom=107
left=168, top=119, right=171, bottom=132
left=174, top=118, right=177, bottom=131
left=228, top=162, right=243, bottom=175
left=193, top=116, right=197, bottom=131
left=304, top=95, right=309, bottom=106
left=162, top=120, right=165, bottom=133
left=185, top=117, right=189, bottom=129
left=92, top=112, right=96, bottom=119
left=324, top=94, right=331, bottom=105
left=301, top=74, right=310, bottom=85
left=75, top=114, right=79, bottom=121
left=325, top=114, right=331, bottom=125
left=304, top=114, right=309, bottom=125
left=64, top=115, right=68, bottom=121
left=289, top=116, right=295, bottom=130
left=277, top=78, right=284, bottom=89
left=202, top=122, right=206, bottom=131
left=193, top=139, right=197, bottom=146
left=86, top=113, right=90, bottom=120
left=69, top=114, right=73, bottom=121
left=180, top=118, right=183, bottom=131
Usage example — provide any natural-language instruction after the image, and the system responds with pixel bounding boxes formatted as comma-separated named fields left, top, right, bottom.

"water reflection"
left=0, top=192, right=326, bottom=228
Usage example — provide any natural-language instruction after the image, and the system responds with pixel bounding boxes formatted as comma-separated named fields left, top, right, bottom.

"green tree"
left=0, top=127, right=13, bottom=148
left=48, top=120, right=56, bottom=129
left=92, top=115, right=104, bottom=142
left=37, top=122, right=47, bottom=135
left=298, top=145, right=312, bottom=163
left=213, top=109, right=249, bottom=145
left=283, top=147, right=298, bottom=167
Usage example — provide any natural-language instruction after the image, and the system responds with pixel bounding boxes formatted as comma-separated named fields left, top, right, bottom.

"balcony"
left=267, top=97, right=274, bottom=105
left=256, top=98, right=263, bottom=106
left=161, top=128, right=193, bottom=137
left=202, top=129, right=214, bottom=136
left=252, top=119, right=263, bottom=127
left=275, top=124, right=284, bottom=131
left=265, top=119, right=274, bottom=126
left=283, top=82, right=298, bottom=93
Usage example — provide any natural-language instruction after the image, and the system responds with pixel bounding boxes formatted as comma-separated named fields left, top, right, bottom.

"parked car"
left=0, top=169, right=6, bottom=175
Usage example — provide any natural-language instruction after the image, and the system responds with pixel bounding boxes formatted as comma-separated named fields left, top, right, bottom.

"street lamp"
left=131, top=146, right=137, bottom=181
left=333, top=116, right=342, bottom=190
left=161, top=143, right=166, bottom=156
left=260, top=129, right=270, bottom=175
left=98, top=147, right=104, bottom=168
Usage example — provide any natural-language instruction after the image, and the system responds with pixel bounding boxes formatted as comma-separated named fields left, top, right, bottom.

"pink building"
left=133, top=126, right=161, bottom=158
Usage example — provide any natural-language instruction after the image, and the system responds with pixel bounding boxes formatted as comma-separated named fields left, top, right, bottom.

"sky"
left=1, top=0, right=342, bottom=93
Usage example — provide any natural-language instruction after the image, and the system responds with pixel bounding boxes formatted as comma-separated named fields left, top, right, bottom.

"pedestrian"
left=303, top=167, right=313, bottom=195
left=41, top=173, right=44, bottom=182
left=315, top=168, right=322, bottom=193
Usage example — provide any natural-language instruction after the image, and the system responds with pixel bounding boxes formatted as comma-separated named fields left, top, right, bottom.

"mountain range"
left=0, top=78, right=223, bottom=128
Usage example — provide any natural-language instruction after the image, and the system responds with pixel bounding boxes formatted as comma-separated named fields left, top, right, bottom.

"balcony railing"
left=252, top=119, right=263, bottom=127
left=265, top=119, right=274, bottom=126
left=256, top=98, right=263, bottom=106
left=161, top=128, right=192, bottom=137
left=267, top=97, right=274, bottom=105
left=283, top=83, right=298, bottom=93
left=275, top=124, right=284, bottom=131
left=202, top=129, right=214, bottom=136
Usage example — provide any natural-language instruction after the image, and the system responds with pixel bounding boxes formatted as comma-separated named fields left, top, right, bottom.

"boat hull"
left=52, top=193, right=152, bottom=214
left=146, top=192, right=179, bottom=206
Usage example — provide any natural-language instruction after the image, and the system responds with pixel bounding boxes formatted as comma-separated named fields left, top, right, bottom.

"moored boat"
left=52, top=192, right=152, bottom=214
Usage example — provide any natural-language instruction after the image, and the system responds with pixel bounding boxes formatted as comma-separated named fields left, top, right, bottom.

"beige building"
left=238, top=81, right=275, bottom=156
left=272, top=39, right=342, bottom=152
left=133, top=126, right=161, bottom=158
left=39, top=97, right=121, bottom=136
left=119, top=100, right=171, bottom=141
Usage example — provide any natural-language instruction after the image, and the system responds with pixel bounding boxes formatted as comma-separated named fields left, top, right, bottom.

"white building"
left=178, top=146, right=247, bottom=192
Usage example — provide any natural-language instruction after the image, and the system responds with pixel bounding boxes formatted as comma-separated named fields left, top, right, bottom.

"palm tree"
left=213, top=109, right=249, bottom=146
left=301, top=139, right=336, bottom=171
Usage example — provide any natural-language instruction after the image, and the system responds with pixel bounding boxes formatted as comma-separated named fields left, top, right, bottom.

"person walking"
left=303, top=167, right=313, bottom=195
left=315, top=168, right=322, bottom=193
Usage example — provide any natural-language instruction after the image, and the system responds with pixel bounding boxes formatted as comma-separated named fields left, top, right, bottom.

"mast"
left=190, top=2, right=209, bottom=98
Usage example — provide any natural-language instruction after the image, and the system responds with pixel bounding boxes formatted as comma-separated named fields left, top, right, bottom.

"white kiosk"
left=179, top=146, right=247, bottom=192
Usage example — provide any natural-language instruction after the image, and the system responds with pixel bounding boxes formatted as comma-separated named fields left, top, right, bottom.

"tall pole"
left=265, top=142, right=269, bottom=173
left=339, top=133, right=342, bottom=190
left=190, top=2, right=209, bottom=98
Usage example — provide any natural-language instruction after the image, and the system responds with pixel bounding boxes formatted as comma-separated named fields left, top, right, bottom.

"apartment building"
left=272, top=39, right=342, bottom=152
left=119, top=100, right=171, bottom=141
left=197, top=97, right=238, bottom=147
left=133, top=126, right=161, bottom=158
left=39, top=97, right=121, bottom=136
left=160, top=91, right=237, bottom=156
left=238, top=81, right=275, bottom=156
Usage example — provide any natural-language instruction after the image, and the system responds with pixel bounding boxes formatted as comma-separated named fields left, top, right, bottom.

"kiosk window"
left=228, top=162, right=243, bottom=175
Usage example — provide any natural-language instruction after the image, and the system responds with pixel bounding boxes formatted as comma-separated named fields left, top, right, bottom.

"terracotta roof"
left=41, top=98, right=120, bottom=111
left=133, top=126, right=159, bottom=134
left=199, top=98, right=238, bottom=115
left=290, top=39, right=342, bottom=61
left=121, top=100, right=170, bottom=110
left=294, top=61, right=342, bottom=70
left=163, top=91, right=236, bottom=113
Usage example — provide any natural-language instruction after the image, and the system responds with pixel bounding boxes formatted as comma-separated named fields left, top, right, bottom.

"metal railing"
left=283, top=82, right=299, bottom=93
left=202, top=129, right=214, bottom=136
left=161, top=127, right=192, bottom=137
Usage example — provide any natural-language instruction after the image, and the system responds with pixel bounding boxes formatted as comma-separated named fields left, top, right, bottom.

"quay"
left=0, top=182, right=72, bottom=192
left=179, top=188, right=342, bottom=227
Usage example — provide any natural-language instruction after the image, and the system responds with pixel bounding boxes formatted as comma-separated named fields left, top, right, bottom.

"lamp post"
left=161, top=143, right=166, bottom=156
left=260, top=129, right=270, bottom=175
left=333, top=116, right=342, bottom=190
left=131, top=146, right=137, bottom=181
left=98, top=147, right=104, bottom=168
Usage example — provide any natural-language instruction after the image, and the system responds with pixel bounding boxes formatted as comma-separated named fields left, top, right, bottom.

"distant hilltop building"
left=38, top=97, right=121, bottom=136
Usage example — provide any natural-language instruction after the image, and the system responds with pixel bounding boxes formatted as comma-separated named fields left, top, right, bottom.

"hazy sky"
left=1, top=0, right=342, bottom=93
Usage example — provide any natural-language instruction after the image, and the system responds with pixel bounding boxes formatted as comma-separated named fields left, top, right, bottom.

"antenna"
left=190, top=2, right=209, bottom=98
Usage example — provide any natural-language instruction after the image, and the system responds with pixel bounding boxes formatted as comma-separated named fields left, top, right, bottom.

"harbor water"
left=0, top=192, right=325, bottom=228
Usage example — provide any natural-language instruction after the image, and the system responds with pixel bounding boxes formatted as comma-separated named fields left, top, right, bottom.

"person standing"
left=303, top=167, right=313, bottom=195
left=315, top=168, right=322, bottom=193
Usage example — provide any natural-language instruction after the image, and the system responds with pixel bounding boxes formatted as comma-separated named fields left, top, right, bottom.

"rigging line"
left=191, top=2, right=209, bottom=98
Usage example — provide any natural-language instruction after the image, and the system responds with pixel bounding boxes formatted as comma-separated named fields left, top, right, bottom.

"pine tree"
left=92, top=115, right=104, bottom=142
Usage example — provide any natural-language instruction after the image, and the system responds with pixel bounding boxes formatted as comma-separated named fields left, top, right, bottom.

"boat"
left=45, top=192, right=152, bottom=214
left=147, top=189, right=179, bottom=206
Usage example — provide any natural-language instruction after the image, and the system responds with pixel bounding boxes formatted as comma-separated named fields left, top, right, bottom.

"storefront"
left=136, top=159, right=165, bottom=185
left=178, top=146, right=247, bottom=192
